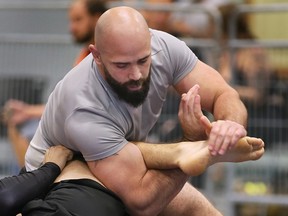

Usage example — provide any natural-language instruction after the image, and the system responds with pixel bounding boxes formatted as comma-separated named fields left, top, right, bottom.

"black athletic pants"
left=22, top=179, right=129, bottom=216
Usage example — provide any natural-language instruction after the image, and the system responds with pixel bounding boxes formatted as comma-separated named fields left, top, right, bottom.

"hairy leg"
left=159, top=182, right=223, bottom=216
left=178, top=136, right=264, bottom=176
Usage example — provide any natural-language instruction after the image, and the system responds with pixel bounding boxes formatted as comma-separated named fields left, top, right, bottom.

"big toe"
left=248, top=138, right=265, bottom=150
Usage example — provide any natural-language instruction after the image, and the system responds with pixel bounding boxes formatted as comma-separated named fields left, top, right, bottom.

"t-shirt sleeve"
left=152, top=30, right=198, bottom=85
left=0, top=162, right=60, bottom=216
left=65, top=108, right=128, bottom=161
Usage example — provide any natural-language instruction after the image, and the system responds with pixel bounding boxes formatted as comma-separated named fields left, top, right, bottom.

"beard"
left=73, top=30, right=94, bottom=44
left=103, top=65, right=151, bottom=108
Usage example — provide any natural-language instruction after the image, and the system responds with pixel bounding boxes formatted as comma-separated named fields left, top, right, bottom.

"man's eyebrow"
left=139, top=54, right=151, bottom=61
left=112, top=61, right=128, bottom=65
left=112, top=54, right=151, bottom=64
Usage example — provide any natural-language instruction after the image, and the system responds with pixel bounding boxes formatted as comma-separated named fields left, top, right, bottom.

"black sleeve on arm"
left=0, top=162, right=61, bottom=216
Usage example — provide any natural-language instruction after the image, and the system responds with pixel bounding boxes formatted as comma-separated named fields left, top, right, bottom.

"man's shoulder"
left=150, top=28, right=176, bottom=41
left=150, top=28, right=185, bottom=54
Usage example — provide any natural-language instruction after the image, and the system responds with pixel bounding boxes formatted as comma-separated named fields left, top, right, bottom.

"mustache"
left=124, top=79, right=144, bottom=87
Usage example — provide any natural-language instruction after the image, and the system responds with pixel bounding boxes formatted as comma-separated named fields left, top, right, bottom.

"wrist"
left=42, top=162, right=61, bottom=175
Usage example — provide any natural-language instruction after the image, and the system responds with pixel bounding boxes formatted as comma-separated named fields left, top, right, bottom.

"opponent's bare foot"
left=213, top=136, right=264, bottom=163
left=177, top=136, right=264, bottom=176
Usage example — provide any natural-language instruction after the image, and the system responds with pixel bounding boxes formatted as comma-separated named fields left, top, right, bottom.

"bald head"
left=88, top=7, right=152, bottom=107
left=94, top=6, right=150, bottom=53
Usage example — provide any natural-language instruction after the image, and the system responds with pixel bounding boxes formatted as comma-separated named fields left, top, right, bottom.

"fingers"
left=193, top=94, right=203, bottom=119
left=180, top=85, right=247, bottom=156
left=44, top=145, right=73, bottom=170
left=199, top=115, right=212, bottom=135
left=179, top=84, right=247, bottom=157
left=179, top=85, right=208, bottom=141
left=208, top=120, right=247, bottom=156
left=2, top=100, right=29, bottom=126
left=180, top=84, right=199, bottom=115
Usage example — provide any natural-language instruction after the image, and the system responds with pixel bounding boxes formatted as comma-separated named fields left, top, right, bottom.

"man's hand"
left=206, top=119, right=247, bottom=155
left=2, top=99, right=30, bottom=126
left=43, top=145, right=73, bottom=171
left=197, top=113, right=247, bottom=156
left=178, top=84, right=207, bottom=141
left=178, top=84, right=247, bottom=156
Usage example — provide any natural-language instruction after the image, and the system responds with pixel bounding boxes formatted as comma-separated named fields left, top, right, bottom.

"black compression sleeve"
left=0, top=162, right=61, bottom=216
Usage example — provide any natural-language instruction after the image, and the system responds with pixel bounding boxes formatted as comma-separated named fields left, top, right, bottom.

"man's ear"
left=89, top=44, right=101, bottom=64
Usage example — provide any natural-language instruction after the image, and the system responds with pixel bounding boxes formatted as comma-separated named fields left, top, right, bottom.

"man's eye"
left=116, top=64, right=127, bottom=69
left=139, top=59, right=148, bottom=64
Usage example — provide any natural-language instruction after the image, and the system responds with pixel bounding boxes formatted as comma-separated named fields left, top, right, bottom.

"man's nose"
left=128, top=67, right=141, bottom=80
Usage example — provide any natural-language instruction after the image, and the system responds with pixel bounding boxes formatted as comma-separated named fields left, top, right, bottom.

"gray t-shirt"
left=25, top=29, right=198, bottom=171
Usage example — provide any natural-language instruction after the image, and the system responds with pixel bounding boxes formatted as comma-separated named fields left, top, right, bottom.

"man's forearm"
left=88, top=142, right=189, bottom=216
left=0, top=163, right=60, bottom=216
left=214, top=90, right=247, bottom=126
left=130, top=168, right=188, bottom=216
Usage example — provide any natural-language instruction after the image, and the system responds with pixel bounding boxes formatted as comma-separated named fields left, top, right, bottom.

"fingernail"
left=218, top=150, right=225, bottom=155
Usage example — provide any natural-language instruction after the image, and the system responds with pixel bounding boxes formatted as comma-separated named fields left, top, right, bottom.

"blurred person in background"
left=141, top=0, right=209, bottom=57
left=141, top=0, right=194, bottom=37
left=70, top=0, right=107, bottom=65
left=1, top=0, right=107, bottom=167
left=173, top=0, right=236, bottom=38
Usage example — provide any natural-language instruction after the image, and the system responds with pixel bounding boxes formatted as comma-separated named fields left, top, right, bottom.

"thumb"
left=200, top=115, right=212, bottom=135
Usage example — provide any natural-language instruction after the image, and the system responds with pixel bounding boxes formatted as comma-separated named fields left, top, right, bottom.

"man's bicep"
left=87, top=142, right=188, bottom=216
left=65, top=110, right=127, bottom=161
left=87, top=142, right=148, bottom=202
left=175, top=60, right=228, bottom=111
